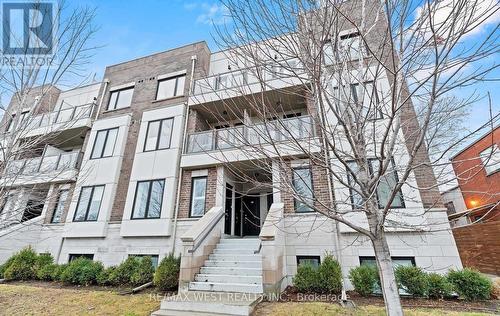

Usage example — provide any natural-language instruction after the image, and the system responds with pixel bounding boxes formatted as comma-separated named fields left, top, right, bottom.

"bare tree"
left=0, top=1, right=98, bottom=235
left=187, top=0, right=499, bottom=314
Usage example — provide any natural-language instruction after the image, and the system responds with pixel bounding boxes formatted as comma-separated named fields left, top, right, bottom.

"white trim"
left=109, top=81, right=135, bottom=92
left=191, top=169, right=208, bottom=177
left=158, top=69, right=187, bottom=80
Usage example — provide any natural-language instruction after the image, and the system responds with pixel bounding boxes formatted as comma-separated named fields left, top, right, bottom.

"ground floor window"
left=128, top=254, right=159, bottom=269
left=359, top=256, right=416, bottom=295
left=296, top=255, right=321, bottom=268
left=68, top=254, right=94, bottom=262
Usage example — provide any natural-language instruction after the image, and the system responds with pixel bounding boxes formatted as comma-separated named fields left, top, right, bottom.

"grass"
left=0, top=283, right=161, bottom=316
left=254, top=302, right=496, bottom=316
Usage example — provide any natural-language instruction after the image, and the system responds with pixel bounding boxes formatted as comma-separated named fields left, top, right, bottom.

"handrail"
left=4, top=151, right=80, bottom=176
left=187, top=210, right=224, bottom=253
left=24, top=102, right=95, bottom=130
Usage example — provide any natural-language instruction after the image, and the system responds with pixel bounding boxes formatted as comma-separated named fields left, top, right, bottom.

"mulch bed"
left=278, top=286, right=499, bottom=314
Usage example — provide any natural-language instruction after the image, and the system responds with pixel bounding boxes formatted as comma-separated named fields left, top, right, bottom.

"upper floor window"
left=347, top=159, right=405, bottom=210
left=73, top=185, right=104, bottom=222
left=340, top=32, right=365, bottom=60
left=5, top=114, right=15, bottom=132
left=18, top=111, right=29, bottom=128
left=131, top=179, right=165, bottom=219
left=108, top=87, right=134, bottom=110
left=479, top=144, right=500, bottom=175
left=144, top=118, right=174, bottom=151
left=156, top=75, right=185, bottom=100
left=350, top=81, right=382, bottom=120
left=292, top=167, right=314, bottom=213
left=91, top=128, right=118, bottom=159
left=51, top=189, right=69, bottom=223
left=190, top=176, right=207, bottom=217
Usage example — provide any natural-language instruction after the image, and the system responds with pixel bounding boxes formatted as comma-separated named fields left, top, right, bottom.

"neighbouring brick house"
left=443, top=125, right=500, bottom=275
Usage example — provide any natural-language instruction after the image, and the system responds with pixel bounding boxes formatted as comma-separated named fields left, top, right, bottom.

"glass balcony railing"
left=25, top=103, right=95, bottom=131
left=186, top=115, right=315, bottom=153
left=4, top=151, right=81, bottom=176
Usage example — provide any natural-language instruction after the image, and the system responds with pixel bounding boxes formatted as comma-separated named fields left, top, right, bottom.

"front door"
left=224, top=184, right=233, bottom=235
left=242, top=196, right=261, bottom=236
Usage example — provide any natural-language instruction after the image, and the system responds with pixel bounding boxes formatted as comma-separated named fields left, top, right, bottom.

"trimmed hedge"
left=293, top=254, right=342, bottom=294
left=348, top=265, right=379, bottom=296
left=395, top=265, right=428, bottom=297
left=154, top=253, right=180, bottom=291
left=60, top=258, right=104, bottom=286
left=3, top=247, right=38, bottom=280
left=131, top=256, right=154, bottom=286
left=427, top=273, right=453, bottom=299
left=447, top=268, right=492, bottom=301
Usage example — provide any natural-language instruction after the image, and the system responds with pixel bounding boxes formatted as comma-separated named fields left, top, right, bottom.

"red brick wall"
left=452, top=127, right=500, bottom=209
left=178, top=168, right=217, bottom=218
left=453, top=220, right=500, bottom=275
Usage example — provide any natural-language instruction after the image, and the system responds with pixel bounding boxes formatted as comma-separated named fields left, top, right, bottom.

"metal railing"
left=4, top=151, right=81, bottom=176
left=25, top=102, right=95, bottom=131
left=186, top=115, right=315, bottom=153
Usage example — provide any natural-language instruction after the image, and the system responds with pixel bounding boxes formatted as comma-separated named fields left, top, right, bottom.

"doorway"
left=242, top=196, right=261, bottom=236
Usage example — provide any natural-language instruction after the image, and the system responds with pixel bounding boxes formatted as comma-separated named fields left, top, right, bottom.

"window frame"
left=73, top=185, right=105, bottom=222
left=359, top=256, right=416, bottom=267
left=292, top=166, right=314, bottom=213
left=68, top=253, right=94, bottom=262
left=143, top=118, right=174, bottom=152
left=189, top=176, right=208, bottom=218
left=130, top=179, right=165, bottom=220
left=479, top=144, right=500, bottom=176
left=5, top=114, right=15, bottom=132
left=296, top=255, right=321, bottom=268
left=51, top=189, right=69, bottom=223
left=107, top=86, right=134, bottom=111
left=156, top=74, right=186, bottom=100
left=90, top=127, right=119, bottom=159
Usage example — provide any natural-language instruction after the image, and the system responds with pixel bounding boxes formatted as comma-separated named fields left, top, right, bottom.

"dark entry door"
left=224, top=184, right=233, bottom=235
left=242, top=196, right=261, bottom=236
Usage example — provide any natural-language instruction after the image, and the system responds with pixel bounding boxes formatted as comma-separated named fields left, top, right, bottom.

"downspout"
left=171, top=55, right=197, bottom=254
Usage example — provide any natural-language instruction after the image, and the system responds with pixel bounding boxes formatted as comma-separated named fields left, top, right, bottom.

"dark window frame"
left=128, top=254, right=160, bottom=268
left=156, top=74, right=186, bottom=100
left=349, top=81, right=383, bottom=121
left=5, top=114, right=15, bottom=132
left=73, top=185, right=105, bottom=222
left=359, top=256, right=416, bottom=267
left=68, top=253, right=94, bottom=262
left=189, top=176, right=208, bottom=218
left=107, top=86, right=134, bottom=110
left=51, top=189, right=69, bottom=223
left=296, top=255, right=321, bottom=268
left=292, top=166, right=314, bottom=213
left=90, top=127, right=118, bottom=159
left=131, top=179, right=165, bottom=219
left=143, top=118, right=174, bottom=152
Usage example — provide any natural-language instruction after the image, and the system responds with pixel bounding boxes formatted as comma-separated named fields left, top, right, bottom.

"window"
left=51, top=190, right=69, bottom=223
left=69, top=254, right=94, bottom=262
left=6, top=114, right=15, bottom=132
left=73, top=186, right=105, bottom=222
left=131, top=180, right=165, bottom=219
left=479, top=144, right=500, bottom=175
left=156, top=75, right=185, bottom=100
left=350, top=81, right=382, bottom=120
left=292, top=167, right=314, bottom=213
left=107, top=87, right=134, bottom=110
left=444, top=201, right=456, bottom=216
left=129, top=254, right=159, bottom=269
left=347, top=159, right=405, bottom=210
left=359, top=256, right=415, bottom=268
left=90, top=128, right=118, bottom=159
left=339, top=32, right=365, bottom=60
left=190, top=176, right=207, bottom=217
left=144, top=118, right=174, bottom=151
left=21, top=199, right=44, bottom=222
left=297, top=256, right=321, bottom=269
left=18, top=111, right=29, bottom=128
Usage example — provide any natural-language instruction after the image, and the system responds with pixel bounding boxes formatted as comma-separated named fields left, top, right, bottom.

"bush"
left=0, top=256, right=16, bottom=279
left=37, top=264, right=58, bottom=281
left=35, top=253, right=54, bottom=272
left=97, top=266, right=116, bottom=286
left=3, top=247, right=38, bottom=281
left=427, top=273, right=453, bottom=299
left=293, top=263, right=320, bottom=293
left=318, top=255, right=342, bottom=293
left=349, top=265, right=379, bottom=296
left=154, top=253, right=180, bottom=291
left=131, top=256, right=154, bottom=286
left=109, top=257, right=141, bottom=286
left=395, top=265, right=428, bottom=297
left=60, top=258, right=103, bottom=286
left=51, top=264, right=68, bottom=281
left=447, top=268, right=492, bottom=301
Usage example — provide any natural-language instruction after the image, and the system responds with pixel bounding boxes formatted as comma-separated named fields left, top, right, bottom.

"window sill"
left=103, top=106, right=131, bottom=114
left=152, top=95, right=185, bottom=103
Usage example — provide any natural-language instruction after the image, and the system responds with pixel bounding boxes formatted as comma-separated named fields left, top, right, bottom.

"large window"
left=479, top=144, right=500, bottom=175
left=73, top=185, right=105, bottom=222
left=292, top=167, right=314, bottom=213
left=339, top=32, right=365, bottom=60
left=131, top=180, right=165, bottom=219
left=107, top=87, right=134, bottom=110
left=18, top=111, right=29, bottom=128
left=350, top=81, right=383, bottom=120
left=144, top=118, right=174, bottom=151
left=90, top=128, right=118, bottom=159
left=190, top=176, right=207, bottom=217
left=51, top=190, right=69, bottom=223
left=156, top=75, right=185, bottom=100
left=347, top=159, right=405, bottom=210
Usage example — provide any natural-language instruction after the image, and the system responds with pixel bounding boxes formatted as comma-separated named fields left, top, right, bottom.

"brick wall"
left=178, top=168, right=217, bottom=218
left=43, top=183, right=76, bottom=224
left=453, top=220, right=500, bottom=275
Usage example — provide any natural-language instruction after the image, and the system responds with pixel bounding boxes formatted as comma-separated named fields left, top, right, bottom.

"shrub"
left=51, top=264, right=68, bottom=282
left=60, top=258, right=103, bottom=286
left=130, top=256, right=154, bottom=286
left=154, top=253, right=180, bottom=291
left=318, top=255, right=342, bottom=293
left=349, top=265, right=379, bottom=296
left=3, top=247, right=38, bottom=280
left=395, top=265, right=428, bottom=297
left=293, top=263, right=320, bottom=293
left=37, top=263, right=58, bottom=281
left=97, top=266, right=116, bottom=286
left=109, top=257, right=141, bottom=286
left=0, top=256, right=16, bottom=279
left=447, top=268, right=492, bottom=301
left=427, top=273, right=453, bottom=299
left=35, top=253, right=54, bottom=272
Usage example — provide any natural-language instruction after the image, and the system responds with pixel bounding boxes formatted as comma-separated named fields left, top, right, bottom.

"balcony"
left=186, top=115, right=315, bottom=154
left=21, top=102, right=95, bottom=138
left=2, top=151, right=81, bottom=186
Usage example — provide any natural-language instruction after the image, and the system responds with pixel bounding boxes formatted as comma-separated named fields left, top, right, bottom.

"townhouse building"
left=0, top=3, right=462, bottom=313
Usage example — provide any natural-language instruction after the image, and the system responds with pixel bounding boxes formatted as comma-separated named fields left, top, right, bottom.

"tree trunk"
left=372, top=235, right=403, bottom=316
